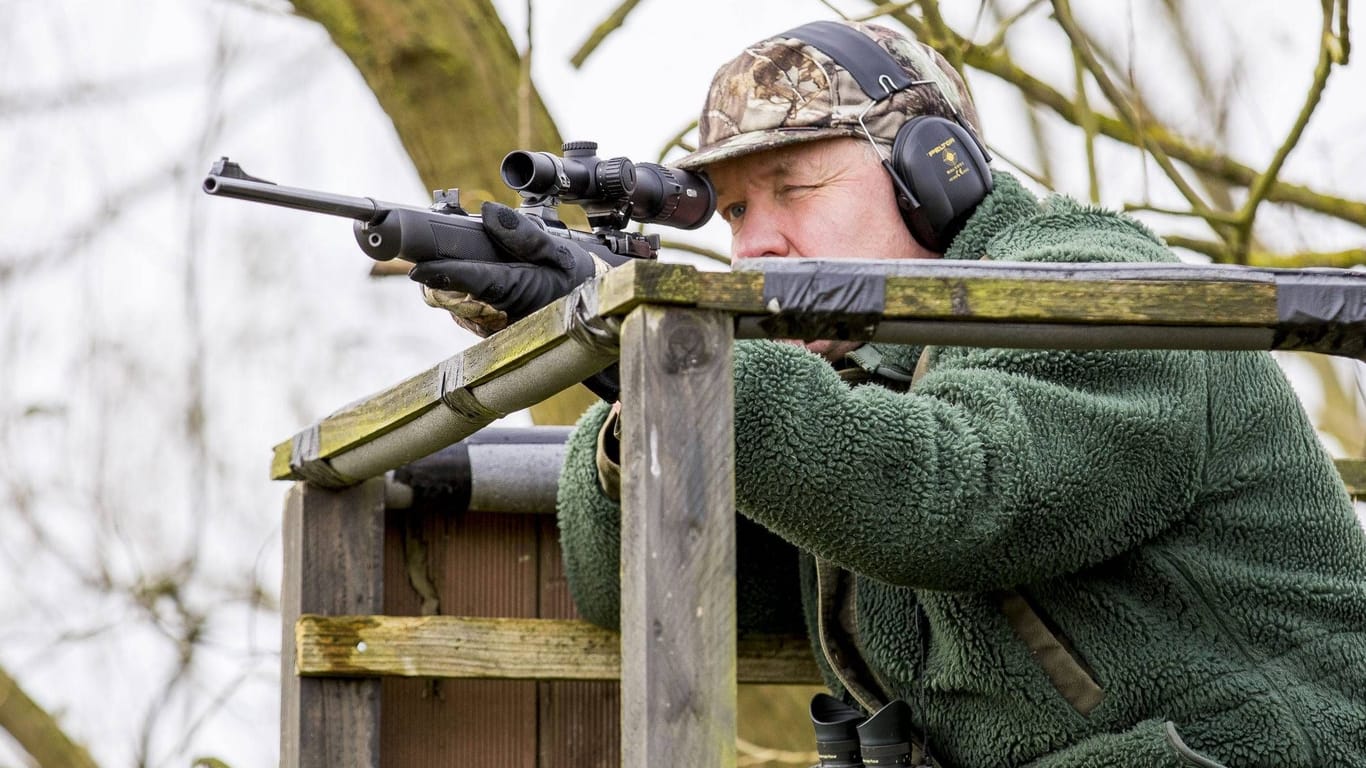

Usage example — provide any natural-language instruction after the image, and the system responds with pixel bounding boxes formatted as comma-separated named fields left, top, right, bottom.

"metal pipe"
left=384, top=427, right=573, bottom=513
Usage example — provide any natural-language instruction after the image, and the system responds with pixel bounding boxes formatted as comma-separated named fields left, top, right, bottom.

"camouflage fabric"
left=673, top=20, right=982, bottom=171
left=421, top=284, right=511, bottom=337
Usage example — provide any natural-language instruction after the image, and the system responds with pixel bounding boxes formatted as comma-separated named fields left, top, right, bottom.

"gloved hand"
left=410, top=201, right=625, bottom=337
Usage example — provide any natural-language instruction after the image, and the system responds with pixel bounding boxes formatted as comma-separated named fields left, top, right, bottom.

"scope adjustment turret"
left=596, top=156, right=636, bottom=200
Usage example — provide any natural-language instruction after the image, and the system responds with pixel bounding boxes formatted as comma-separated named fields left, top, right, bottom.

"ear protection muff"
left=781, top=21, right=993, bottom=252
left=886, top=112, right=993, bottom=251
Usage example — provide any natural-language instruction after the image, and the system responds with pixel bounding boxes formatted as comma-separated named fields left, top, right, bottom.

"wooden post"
left=281, top=479, right=387, bottom=768
left=619, top=306, right=737, bottom=768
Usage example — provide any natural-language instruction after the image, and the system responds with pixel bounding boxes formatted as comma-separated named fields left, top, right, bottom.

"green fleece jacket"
left=555, top=172, right=1366, bottom=767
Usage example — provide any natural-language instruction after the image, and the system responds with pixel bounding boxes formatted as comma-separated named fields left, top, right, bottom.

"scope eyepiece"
left=631, top=163, right=714, bottom=230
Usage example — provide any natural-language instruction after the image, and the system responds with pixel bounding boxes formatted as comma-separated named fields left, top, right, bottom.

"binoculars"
left=810, top=693, right=930, bottom=767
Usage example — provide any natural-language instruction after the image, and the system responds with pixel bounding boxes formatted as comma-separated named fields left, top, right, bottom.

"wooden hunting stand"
left=272, top=258, right=1366, bottom=768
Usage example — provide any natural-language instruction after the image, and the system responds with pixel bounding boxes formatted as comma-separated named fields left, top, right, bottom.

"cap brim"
left=672, top=126, right=867, bottom=171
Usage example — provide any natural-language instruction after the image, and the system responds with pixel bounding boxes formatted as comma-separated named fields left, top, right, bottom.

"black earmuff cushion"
left=890, top=116, right=993, bottom=251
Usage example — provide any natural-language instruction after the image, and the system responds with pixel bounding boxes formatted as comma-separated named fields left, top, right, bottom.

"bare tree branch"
left=569, top=0, right=643, bottom=68
left=884, top=6, right=1366, bottom=231
left=1229, top=0, right=1341, bottom=261
left=1071, top=45, right=1099, bottom=202
left=1162, top=235, right=1365, bottom=268
left=1050, top=0, right=1216, bottom=220
left=0, top=663, right=100, bottom=768
left=655, top=119, right=699, bottom=162
left=983, top=141, right=1053, bottom=190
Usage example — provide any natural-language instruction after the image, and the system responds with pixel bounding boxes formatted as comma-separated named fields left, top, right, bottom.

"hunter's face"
left=706, top=137, right=939, bottom=361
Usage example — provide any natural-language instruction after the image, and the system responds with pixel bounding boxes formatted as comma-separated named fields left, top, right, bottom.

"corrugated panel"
left=381, top=506, right=541, bottom=767
left=537, top=517, right=620, bottom=768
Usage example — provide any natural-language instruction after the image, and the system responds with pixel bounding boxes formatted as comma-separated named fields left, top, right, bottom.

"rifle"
left=202, top=141, right=715, bottom=264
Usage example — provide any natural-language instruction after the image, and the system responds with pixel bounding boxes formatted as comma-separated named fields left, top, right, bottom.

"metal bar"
left=384, top=427, right=573, bottom=512
left=203, top=171, right=385, bottom=221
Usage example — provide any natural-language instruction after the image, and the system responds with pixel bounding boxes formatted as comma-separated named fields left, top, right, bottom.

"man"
left=412, top=19, right=1366, bottom=767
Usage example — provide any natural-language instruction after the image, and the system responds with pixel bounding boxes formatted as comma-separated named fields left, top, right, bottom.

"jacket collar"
left=945, top=170, right=1041, bottom=262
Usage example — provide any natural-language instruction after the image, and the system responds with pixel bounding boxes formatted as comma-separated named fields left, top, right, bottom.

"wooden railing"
left=276, top=259, right=1365, bottom=768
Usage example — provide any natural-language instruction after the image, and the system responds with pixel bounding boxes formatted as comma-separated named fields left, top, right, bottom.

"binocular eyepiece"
left=811, top=694, right=925, bottom=767
left=500, top=141, right=715, bottom=230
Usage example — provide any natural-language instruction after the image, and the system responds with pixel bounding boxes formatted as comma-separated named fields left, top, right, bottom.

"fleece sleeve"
left=556, top=400, right=806, bottom=632
left=732, top=211, right=1211, bottom=592
left=731, top=340, right=1207, bottom=591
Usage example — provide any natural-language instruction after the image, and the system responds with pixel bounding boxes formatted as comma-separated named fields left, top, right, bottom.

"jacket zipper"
left=1156, top=550, right=1316, bottom=765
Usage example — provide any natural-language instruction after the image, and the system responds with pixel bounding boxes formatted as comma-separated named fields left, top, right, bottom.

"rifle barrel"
left=202, top=174, right=385, bottom=223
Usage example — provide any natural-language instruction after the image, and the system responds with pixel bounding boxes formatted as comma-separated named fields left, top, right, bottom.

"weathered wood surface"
left=274, top=260, right=1363, bottom=486
left=281, top=480, right=387, bottom=768
left=697, top=269, right=1278, bottom=325
left=619, top=306, right=738, bottom=768
left=1339, top=458, right=1366, bottom=497
left=271, top=286, right=609, bottom=482
left=597, top=259, right=1321, bottom=327
left=296, top=615, right=819, bottom=684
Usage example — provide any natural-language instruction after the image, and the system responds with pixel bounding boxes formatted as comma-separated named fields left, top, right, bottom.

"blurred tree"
left=291, top=0, right=600, bottom=425
left=0, top=666, right=99, bottom=768
left=0, top=1, right=1359, bottom=766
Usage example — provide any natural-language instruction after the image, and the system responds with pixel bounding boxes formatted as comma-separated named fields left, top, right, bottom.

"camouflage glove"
left=410, top=201, right=623, bottom=337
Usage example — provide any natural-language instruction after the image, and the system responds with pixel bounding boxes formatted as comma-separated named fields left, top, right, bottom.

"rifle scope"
left=500, top=141, right=715, bottom=230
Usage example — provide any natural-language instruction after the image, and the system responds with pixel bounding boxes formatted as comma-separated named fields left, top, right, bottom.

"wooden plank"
left=281, top=479, right=386, bottom=768
left=296, top=615, right=817, bottom=684
left=597, top=259, right=701, bottom=317
left=1338, top=458, right=1366, bottom=497
left=695, top=271, right=1279, bottom=327
left=881, top=277, right=1277, bottom=325
left=271, top=285, right=608, bottom=481
left=273, top=261, right=1362, bottom=482
left=619, top=306, right=737, bottom=768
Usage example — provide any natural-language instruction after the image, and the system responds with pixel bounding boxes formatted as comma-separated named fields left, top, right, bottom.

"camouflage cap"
left=673, top=20, right=981, bottom=171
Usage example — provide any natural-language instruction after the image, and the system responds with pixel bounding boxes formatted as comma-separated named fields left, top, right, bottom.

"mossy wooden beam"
left=1338, top=459, right=1366, bottom=498
left=697, top=270, right=1276, bottom=325
left=632, top=259, right=1363, bottom=360
left=604, top=259, right=1363, bottom=332
left=271, top=283, right=617, bottom=485
left=274, top=260, right=1364, bottom=486
left=295, top=615, right=821, bottom=685
left=596, top=259, right=703, bottom=316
